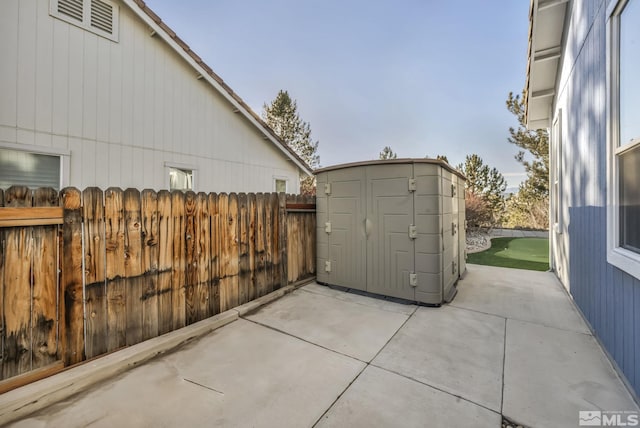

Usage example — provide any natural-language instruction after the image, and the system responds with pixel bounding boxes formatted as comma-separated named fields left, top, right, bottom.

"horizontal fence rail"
left=0, top=186, right=316, bottom=390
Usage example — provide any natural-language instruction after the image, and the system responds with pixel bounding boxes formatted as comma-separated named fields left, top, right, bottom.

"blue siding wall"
left=558, top=0, right=640, bottom=396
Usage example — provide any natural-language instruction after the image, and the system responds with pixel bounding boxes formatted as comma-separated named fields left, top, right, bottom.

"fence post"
left=279, top=193, right=288, bottom=287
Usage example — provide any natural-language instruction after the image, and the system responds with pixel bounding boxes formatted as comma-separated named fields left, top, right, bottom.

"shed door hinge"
left=325, top=222, right=332, bottom=233
left=324, top=183, right=331, bottom=195
left=451, top=184, right=456, bottom=197
left=408, top=178, right=417, bottom=192
left=452, top=222, right=457, bottom=235
left=325, top=260, right=332, bottom=272
left=452, top=261, right=457, bottom=275
left=408, top=225, right=417, bottom=239
left=409, top=272, right=417, bottom=287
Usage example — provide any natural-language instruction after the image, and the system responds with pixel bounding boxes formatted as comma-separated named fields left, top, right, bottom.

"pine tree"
left=457, top=154, right=506, bottom=228
left=436, top=155, right=449, bottom=164
left=262, top=90, right=320, bottom=194
left=379, top=146, right=397, bottom=160
left=504, top=91, right=550, bottom=228
left=506, top=91, right=549, bottom=197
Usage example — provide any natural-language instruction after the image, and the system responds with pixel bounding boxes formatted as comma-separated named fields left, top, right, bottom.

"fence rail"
left=0, top=186, right=315, bottom=389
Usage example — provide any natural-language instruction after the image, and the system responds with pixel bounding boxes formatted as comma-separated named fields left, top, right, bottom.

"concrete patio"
left=4, top=264, right=637, bottom=428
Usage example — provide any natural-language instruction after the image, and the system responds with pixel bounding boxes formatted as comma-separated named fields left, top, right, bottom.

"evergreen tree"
left=504, top=91, right=550, bottom=228
left=262, top=90, right=319, bottom=194
left=379, top=146, right=397, bottom=160
left=506, top=91, right=549, bottom=197
left=457, top=154, right=507, bottom=227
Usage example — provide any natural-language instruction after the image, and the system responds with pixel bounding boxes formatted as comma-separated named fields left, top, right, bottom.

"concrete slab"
left=453, top=264, right=589, bottom=334
left=317, top=365, right=501, bottom=428
left=0, top=309, right=238, bottom=425
left=372, top=305, right=505, bottom=412
left=246, top=288, right=411, bottom=362
left=302, top=282, right=417, bottom=316
left=503, top=319, right=639, bottom=428
left=8, top=319, right=365, bottom=428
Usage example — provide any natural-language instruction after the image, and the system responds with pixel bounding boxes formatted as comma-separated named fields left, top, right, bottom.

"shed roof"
left=524, top=0, right=569, bottom=130
left=315, top=158, right=466, bottom=181
left=123, top=0, right=314, bottom=176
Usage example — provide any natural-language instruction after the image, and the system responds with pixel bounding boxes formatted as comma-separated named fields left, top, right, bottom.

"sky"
left=145, top=0, right=531, bottom=190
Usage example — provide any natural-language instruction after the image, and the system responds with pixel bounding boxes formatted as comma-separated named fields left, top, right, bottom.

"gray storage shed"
left=316, top=159, right=466, bottom=305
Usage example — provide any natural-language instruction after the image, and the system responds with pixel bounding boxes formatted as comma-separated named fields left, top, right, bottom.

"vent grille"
left=91, top=0, right=113, bottom=34
left=57, top=0, right=83, bottom=22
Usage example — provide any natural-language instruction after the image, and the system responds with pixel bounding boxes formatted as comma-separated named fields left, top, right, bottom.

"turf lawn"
left=467, top=237, right=550, bottom=271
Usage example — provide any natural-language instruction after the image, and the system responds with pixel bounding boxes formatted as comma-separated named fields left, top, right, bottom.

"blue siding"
left=559, top=0, right=640, bottom=396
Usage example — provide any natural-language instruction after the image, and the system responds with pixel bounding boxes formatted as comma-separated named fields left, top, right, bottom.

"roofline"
left=524, top=0, right=535, bottom=127
left=123, top=0, right=314, bottom=177
left=524, top=0, right=569, bottom=130
left=315, top=158, right=467, bottom=181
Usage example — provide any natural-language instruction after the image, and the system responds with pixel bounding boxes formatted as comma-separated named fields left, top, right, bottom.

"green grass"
left=467, top=237, right=549, bottom=271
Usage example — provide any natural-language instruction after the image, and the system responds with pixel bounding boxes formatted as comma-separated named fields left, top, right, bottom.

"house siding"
left=552, top=0, right=640, bottom=395
left=0, top=0, right=300, bottom=193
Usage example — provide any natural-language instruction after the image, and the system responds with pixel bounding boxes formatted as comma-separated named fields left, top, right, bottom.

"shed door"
left=326, top=168, right=367, bottom=290
left=366, top=164, right=415, bottom=300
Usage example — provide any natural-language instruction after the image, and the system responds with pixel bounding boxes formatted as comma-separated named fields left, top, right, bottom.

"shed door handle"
left=365, top=218, right=372, bottom=238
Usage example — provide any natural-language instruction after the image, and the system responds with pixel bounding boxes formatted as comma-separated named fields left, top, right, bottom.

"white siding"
left=0, top=0, right=301, bottom=193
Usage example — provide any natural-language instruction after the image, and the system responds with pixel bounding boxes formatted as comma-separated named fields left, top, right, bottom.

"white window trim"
left=606, top=0, right=640, bottom=279
left=552, top=109, right=563, bottom=234
left=0, top=142, right=71, bottom=190
left=273, top=176, right=288, bottom=193
left=49, top=0, right=119, bottom=42
left=165, top=161, right=196, bottom=192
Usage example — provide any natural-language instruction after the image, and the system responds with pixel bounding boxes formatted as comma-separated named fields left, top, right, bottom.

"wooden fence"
left=0, top=186, right=315, bottom=388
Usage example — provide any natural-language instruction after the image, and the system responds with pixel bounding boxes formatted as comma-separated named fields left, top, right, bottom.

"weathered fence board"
left=61, top=188, right=84, bottom=365
left=3, top=187, right=33, bottom=378
left=195, top=192, right=210, bottom=322
left=208, top=193, right=220, bottom=317
left=184, top=191, right=198, bottom=325
left=83, top=187, right=107, bottom=359
left=31, top=188, right=60, bottom=370
left=238, top=193, right=250, bottom=306
left=141, top=189, right=159, bottom=341
left=219, top=193, right=240, bottom=312
left=247, top=193, right=257, bottom=302
left=124, top=189, right=144, bottom=346
left=1, top=186, right=315, bottom=387
left=255, top=193, right=267, bottom=299
left=157, top=190, right=173, bottom=335
left=0, top=189, right=4, bottom=378
left=105, top=188, right=126, bottom=352
left=171, top=191, right=186, bottom=330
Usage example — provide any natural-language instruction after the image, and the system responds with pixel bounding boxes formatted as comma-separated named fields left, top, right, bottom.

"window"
left=50, top=0, right=119, bottom=42
left=275, top=178, right=287, bottom=193
left=552, top=111, right=563, bottom=233
left=0, top=148, right=63, bottom=190
left=169, top=167, right=193, bottom=191
left=607, top=0, right=640, bottom=277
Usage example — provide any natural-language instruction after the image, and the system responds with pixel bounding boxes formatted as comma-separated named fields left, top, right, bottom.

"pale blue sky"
left=146, top=0, right=531, bottom=188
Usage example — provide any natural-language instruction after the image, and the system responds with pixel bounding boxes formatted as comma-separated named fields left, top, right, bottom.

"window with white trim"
left=0, top=148, right=62, bottom=190
left=50, top=0, right=119, bottom=42
left=552, top=110, right=563, bottom=233
left=169, top=167, right=194, bottom=192
left=274, top=178, right=287, bottom=193
left=607, top=0, right=640, bottom=277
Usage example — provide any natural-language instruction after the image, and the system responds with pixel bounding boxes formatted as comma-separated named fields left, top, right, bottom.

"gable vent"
left=91, top=0, right=113, bottom=34
left=57, top=0, right=83, bottom=22
left=50, top=0, right=118, bottom=42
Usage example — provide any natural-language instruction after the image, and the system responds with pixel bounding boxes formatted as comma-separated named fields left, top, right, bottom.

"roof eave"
left=524, top=0, right=569, bottom=130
